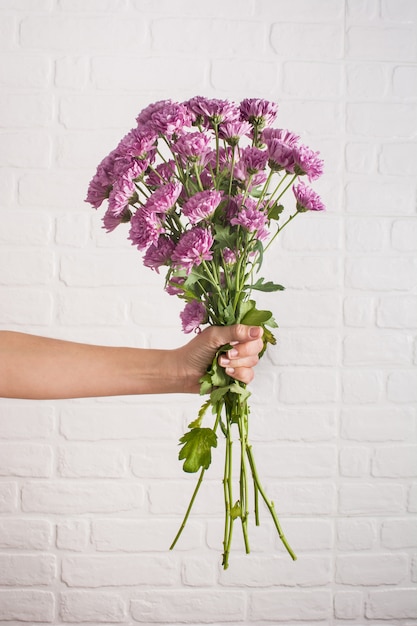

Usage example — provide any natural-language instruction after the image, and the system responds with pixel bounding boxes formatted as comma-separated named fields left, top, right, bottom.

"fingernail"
left=220, top=357, right=230, bottom=366
left=249, top=327, right=260, bottom=338
left=228, top=348, right=238, bottom=358
left=226, top=367, right=235, bottom=375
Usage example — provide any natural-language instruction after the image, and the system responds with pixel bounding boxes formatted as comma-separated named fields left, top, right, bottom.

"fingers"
left=216, top=325, right=264, bottom=385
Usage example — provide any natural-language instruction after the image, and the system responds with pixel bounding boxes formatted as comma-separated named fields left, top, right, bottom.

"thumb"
left=211, top=324, right=263, bottom=347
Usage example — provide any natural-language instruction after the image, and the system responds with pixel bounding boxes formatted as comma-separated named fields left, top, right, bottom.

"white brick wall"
left=0, top=0, right=416, bottom=624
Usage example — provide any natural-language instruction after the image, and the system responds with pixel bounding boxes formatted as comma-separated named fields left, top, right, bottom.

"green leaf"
left=241, top=306, right=274, bottom=326
left=178, top=427, right=217, bottom=473
left=231, top=501, right=242, bottom=520
left=248, top=278, right=285, bottom=292
left=188, top=399, right=211, bottom=429
left=268, top=203, right=285, bottom=220
left=214, top=224, right=236, bottom=249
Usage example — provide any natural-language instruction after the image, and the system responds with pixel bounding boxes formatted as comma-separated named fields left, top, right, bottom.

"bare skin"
left=0, top=325, right=263, bottom=400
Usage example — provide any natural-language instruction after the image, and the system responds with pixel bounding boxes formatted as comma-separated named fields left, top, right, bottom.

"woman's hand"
left=175, top=324, right=264, bottom=393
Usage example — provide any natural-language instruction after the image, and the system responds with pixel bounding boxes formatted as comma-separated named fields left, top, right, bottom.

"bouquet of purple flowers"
left=86, top=96, right=324, bottom=568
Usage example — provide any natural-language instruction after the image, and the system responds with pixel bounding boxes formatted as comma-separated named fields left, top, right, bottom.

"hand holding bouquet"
left=86, top=96, right=324, bottom=568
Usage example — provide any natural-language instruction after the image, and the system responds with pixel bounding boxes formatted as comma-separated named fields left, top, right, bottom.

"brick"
left=343, top=332, right=413, bottom=365
left=0, top=403, right=55, bottom=439
left=381, top=519, right=417, bottom=549
left=22, top=481, right=145, bottom=514
left=0, top=94, right=53, bottom=128
left=274, top=292, right=341, bottom=328
left=341, top=369, right=383, bottom=403
left=18, top=171, right=85, bottom=209
left=0, top=519, right=52, bottom=550
left=0, top=482, right=18, bottom=512
left=60, top=93, right=152, bottom=131
left=0, top=443, right=53, bottom=477
left=62, top=554, right=177, bottom=587
left=409, top=484, right=417, bottom=512
left=381, top=0, right=417, bottom=22
left=269, top=331, right=339, bottom=366
left=57, top=291, right=128, bottom=326
left=347, top=25, right=416, bottom=60
left=347, top=102, right=417, bottom=137
left=339, top=483, right=405, bottom=514
left=346, top=0, right=379, bottom=20
left=149, top=479, right=223, bottom=516
left=56, top=519, right=89, bottom=552
left=55, top=55, right=89, bottom=90
left=269, top=482, right=336, bottom=515
left=249, top=589, right=332, bottom=621
left=387, top=370, right=417, bottom=403
left=372, top=446, right=417, bottom=477
left=57, top=444, right=127, bottom=478
left=0, top=53, right=51, bottom=89
left=393, top=65, right=417, bottom=99
left=345, top=141, right=378, bottom=174
left=337, top=518, right=376, bottom=550
left=0, top=554, right=56, bottom=586
left=59, top=403, right=183, bottom=440
left=346, top=61, right=389, bottom=98
left=60, top=250, right=143, bottom=286
left=345, top=180, right=416, bottom=214
left=337, top=553, right=407, bottom=585
left=0, top=289, right=53, bottom=325
left=271, top=22, right=343, bottom=59
left=278, top=518, right=333, bottom=551
left=152, top=18, right=267, bottom=57
left=334, top=590, right=363, bottom=619
left=251, top=406, right=336, bottom=442
left=0, top=248, right=55, bottom=285
left=0, top=131, right=52, bottom=168
left=20, top=16, right=148, bottom=51
left=0, top=210, right=53, bottom=246
left=380, top=143, right=417, bottom=176
left=211, top=58, right=278, bottom=92
left=92, top=518, right=201, bottom=552
left=341, top=407, right=416, bottom=441
left=220, top=554, right=331, bottom=587
left=343, top=295, right=375, bottom=327
left=268, top=256, right=340, bottom=290
left=258, top=0, right=344, bottom=20
left=391, top=218, right=417, bottom=251
left=131, top=443, right=185, bottom=479
left=345, top=257, right=417, bottom=290
left=91, top=56, right=207, bottom=92
left=131, top=590, right=245, bottom=622
left=55, top=212, right=91, bottom=247
left=377, top=295, right=417, bottom=328
left=56, top=131, right=119, bottom=169
left=283, top=61, right=343, bottom=98
left=278, top=100, right=344, bottom=136
left=280, top=215, right=341, bottom=251
left=60, top=590, right=126, bottom=623
left=255, top=444, right=336, bottom=478
left=339, top=447, right=370, bottom=477
left=366, top=588, right=417, bottom=619
left=182, top=555, right=217, bottom=586
left=0, top=590, right=54, bottom=622
left=345, top=217, right=388, bottom=252
left=0, top=14, right=16, bottom=48
left=279, top=369, right=338, bottom=404
left=59, top=0, right=126, bottom=9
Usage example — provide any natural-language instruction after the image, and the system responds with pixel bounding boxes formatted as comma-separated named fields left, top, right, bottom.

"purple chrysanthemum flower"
left=102, top=205, right=132, bottom=233
left=145, top=181, right=183, bottom=214
left=182, top=190, right=223, bottom=224
left=263, top=128, right=300, bottom=172
left=143, top=235, right=175, bottom=273
left=186, top=96, right=240, bottom=128
left=180, top=300, right=207, bottom=334
left=291, top=144, right=324, bottom=181
left=129, top=209, right=165, bottom=251
left=230, top=196, right=269, bottom=240
left=107, top=174, right=136, bottom=218
left=218, top=120, right=252, bottom=146
left=147, top=102, right=192, bottom=137
left=85, top=150, right=118, bottom=209
left=165, top=275, right=185, bottom=296
left=240, top=98, right=278, bottom=128
left=172, top=132, right=212, bottom=165
left=136, top=99, right=172, bottom=127
left=293, top=181, right=325, bottom=212
left=172, top=227, right=214, bottom=274
left=117, top=127, right=157, bottom=161
left=145, top=161, right=177, bottom=187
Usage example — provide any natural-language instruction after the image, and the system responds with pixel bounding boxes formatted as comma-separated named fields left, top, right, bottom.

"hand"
left=176, top=324, right=264, bottom=393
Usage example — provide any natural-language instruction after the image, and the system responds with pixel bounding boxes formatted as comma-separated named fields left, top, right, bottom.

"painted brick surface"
left=0, top=0, right=416, bottom=624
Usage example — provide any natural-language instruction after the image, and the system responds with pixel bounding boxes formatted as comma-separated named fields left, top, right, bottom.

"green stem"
left=169, top=467, right=205, bottom=550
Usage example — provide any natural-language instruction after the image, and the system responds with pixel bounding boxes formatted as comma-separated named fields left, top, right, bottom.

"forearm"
left=0, top=332, right=185, bottom=400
